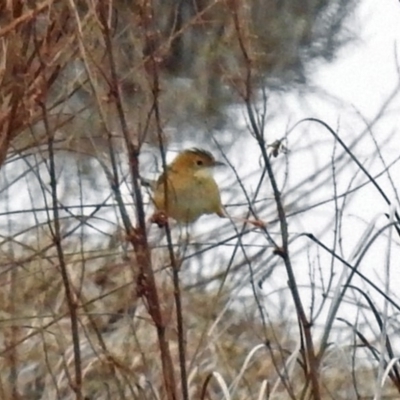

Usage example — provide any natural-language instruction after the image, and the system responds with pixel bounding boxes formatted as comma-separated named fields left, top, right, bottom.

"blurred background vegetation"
left=1, top=0, right=357, bottom=156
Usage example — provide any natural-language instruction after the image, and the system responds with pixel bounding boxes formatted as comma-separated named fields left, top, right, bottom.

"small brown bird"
left=152, top=148, right=225, bottom=224
left=150, top=148, right=265, bottom=228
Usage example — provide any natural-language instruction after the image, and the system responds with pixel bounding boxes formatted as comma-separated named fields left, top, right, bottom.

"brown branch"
left=229, top=1, right=321, bottom=398
left=96, top=3, right=178, bottom=400
left=139, top=2, right=189, bottom=398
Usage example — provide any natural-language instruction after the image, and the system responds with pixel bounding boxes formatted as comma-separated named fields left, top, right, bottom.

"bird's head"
left=171, top=148, right=225, bottom=172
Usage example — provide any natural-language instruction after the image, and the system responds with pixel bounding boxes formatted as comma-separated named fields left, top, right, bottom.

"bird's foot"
left=150, top=211, right=169, bottom=228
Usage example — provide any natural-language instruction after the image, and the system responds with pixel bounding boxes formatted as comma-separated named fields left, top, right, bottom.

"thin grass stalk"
left=5, top=174, right=18, bottom=398
left=200, top=372, right=231, bottom=400
left=40, top=104, right=82, bottom=399
left=374, top=207, right=394, bottom=400
left=297, top=118, right=400, bottom=237
left=304, top=226, right=400, bottom=314
left=345, top=285, right=400, bottom=392
left=138, top=2, right=191, bottom=398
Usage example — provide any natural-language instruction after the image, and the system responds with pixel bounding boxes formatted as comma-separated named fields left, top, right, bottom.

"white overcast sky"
left=316, top=0, right=400, bottom=117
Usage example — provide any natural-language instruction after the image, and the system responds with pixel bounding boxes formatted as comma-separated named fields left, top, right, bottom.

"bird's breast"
left=154, top=172, right=222, bottom=222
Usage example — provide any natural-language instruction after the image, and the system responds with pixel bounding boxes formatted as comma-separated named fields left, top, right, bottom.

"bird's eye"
left=196, top=159, right=204, bottom=166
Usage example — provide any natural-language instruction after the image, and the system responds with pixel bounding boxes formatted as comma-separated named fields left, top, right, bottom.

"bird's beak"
left=214, top=161, right=225, bottom=167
